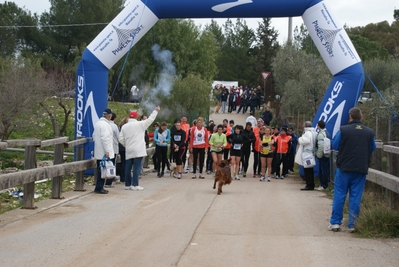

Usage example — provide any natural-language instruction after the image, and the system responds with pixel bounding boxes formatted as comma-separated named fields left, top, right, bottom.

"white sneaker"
left=131, top=186, right=144, bottom=191
left=316, top=186, right=324, bottom=191
left=328, top=224, right=340, bottom=232
left=177, top=173, right=182, bottom=179
left=125, top=186, right=131, bottom=190
left=260, top=176, right=265, bottom=181
left=267, top=177, right=271, bottom=182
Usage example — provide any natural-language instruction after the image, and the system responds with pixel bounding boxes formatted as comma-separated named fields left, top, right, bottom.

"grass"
left=355, top=191, right=399, bottom=238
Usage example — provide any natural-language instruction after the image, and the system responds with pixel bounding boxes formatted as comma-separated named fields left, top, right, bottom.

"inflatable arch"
left=75, top=0, right=363, bottom=152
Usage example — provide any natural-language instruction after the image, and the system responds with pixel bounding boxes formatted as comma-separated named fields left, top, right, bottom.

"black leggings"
left=253, top=151, right=261, bottom=175
left=155, top=145, right=168, bottom=173
left=242, top=148, right=251, bottom=172
left=192, top=147, right=205, bottom=174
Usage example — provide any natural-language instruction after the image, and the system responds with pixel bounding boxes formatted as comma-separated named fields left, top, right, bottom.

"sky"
left=1, top=0, right=397, bottom=44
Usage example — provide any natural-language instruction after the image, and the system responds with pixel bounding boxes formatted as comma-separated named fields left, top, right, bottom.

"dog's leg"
left=213, top=178, right=217, bottom=189
left=218, top=181, right=223, bottom=194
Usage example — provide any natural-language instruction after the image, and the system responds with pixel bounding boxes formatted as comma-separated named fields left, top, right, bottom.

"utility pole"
left=288, top=17, right=293, bottom=44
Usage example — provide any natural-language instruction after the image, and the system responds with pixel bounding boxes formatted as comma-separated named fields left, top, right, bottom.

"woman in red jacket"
left=189, top=117, right=209, bottom=179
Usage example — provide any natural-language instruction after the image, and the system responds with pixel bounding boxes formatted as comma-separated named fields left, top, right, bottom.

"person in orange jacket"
left=273, top=126, right=292, bottom=179
left=189, top=117, right=209, bottom=179
left=222, top=119, right=232, bottom=160
left=251, top=118, right=263, bottom=177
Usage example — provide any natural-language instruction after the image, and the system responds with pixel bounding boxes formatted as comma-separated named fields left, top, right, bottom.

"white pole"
left=288, top=17, right=293, bottom=44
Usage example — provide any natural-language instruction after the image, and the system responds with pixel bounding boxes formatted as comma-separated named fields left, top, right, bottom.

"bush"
left=356, top=192, right=399, bottom=238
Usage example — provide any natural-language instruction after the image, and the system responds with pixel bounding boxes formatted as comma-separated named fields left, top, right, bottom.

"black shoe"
left=300, top=187, right=314, bottom=191
left=157, top=172, right=161, bottom=178
left=94, top=189, right=108, bottom=194
left=161, top=172, right=164, bottom=177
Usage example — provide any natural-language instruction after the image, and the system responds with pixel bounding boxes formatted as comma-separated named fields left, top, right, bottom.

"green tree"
left=38, top=0, right=124, bottom=68
left=165, top=73, right=212, bottom=121
left=214, top=19, right=256, bottom=85
left=252, top=18, right=280, bottom=97
left=394, top=9, right=399, bottom=21
left=112, top=19, right=218, bottom=96
left=349, top=34, right=389, bottom=61
left=346, top=21, right=399, bottom=58
left=272, top=44, right=331, bottom=120
left=0, top=2, right=39, bottom=58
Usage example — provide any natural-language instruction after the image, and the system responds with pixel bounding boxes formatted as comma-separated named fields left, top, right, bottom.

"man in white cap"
left=119, top=106, right=160, bottom=190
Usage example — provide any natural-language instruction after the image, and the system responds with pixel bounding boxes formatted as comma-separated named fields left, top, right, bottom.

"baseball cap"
left=129, top=110, right=138, bottom=118
left=103, top=108, right=112, bottom=116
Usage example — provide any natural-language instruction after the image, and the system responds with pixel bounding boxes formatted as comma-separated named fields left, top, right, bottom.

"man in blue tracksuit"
left=328, top=107, right=376, bottom=232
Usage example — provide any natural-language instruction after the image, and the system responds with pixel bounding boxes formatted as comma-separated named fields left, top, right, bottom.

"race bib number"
left=174, top=135, right=181, bottom=142
left=233, top=143, right=241, bottom=150
left=196, top=134, right=203, bottom=142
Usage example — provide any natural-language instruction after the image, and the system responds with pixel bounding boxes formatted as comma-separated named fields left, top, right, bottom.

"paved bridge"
left=0, top=112, right=398, bottom=267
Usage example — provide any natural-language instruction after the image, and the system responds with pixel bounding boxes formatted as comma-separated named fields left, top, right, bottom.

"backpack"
left=323, top=135, right=331, bottom=154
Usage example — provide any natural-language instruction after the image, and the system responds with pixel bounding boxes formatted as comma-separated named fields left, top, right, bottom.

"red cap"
left=129, top=110, right=138, bottom=118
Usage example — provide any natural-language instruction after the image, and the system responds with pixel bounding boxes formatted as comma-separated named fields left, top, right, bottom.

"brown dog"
left=213, top=158, right=232, bottom=195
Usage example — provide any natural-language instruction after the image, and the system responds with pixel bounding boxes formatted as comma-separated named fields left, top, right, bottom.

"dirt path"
left=0, top=111, right=398, bottom=267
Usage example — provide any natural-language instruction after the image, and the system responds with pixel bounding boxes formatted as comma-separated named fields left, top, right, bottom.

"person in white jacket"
left=119, top=106, right=160, bottom=190
left=93, top=108, right=114, bottom=194
left=296, top=121, right=317, bottom=190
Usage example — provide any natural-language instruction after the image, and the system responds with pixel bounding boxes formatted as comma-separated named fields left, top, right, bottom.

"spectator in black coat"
left=261, top=106, right=273, bottom=126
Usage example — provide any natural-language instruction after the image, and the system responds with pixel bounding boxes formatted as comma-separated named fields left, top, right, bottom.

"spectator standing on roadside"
left=119, top=84, right=128, bottom=103
left=328, top=107, right=376, bottom=232
left=297, top=121, right=317, bottom=190
left=117, top=117, right=129, bottom=183
left=93, top=108, right=114, bottom=194
left=249, top=90, right=258, bottom=114
left=287, top=127, right=298, bottom=173
left=130, top=84, right=140, bottom=103
left=245, top=112, right=257, bottom=130
left=119, top=107, right=160, bottom=191
left=221, top=88, right=228, bottom=113
left=316, top=120, right=331, bottom=190
left=255, top=86, right=262, bottom=110
left=261, top=106, right=273, bottom=126
left=105, top=112, right=119, bottom=187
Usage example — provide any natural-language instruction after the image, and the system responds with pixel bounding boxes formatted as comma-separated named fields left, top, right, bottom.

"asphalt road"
left=0, top=110, right=398, bottom=267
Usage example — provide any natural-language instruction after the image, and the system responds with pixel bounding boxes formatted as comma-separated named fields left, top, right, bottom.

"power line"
left=0, top=22, right=109, bottom=29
